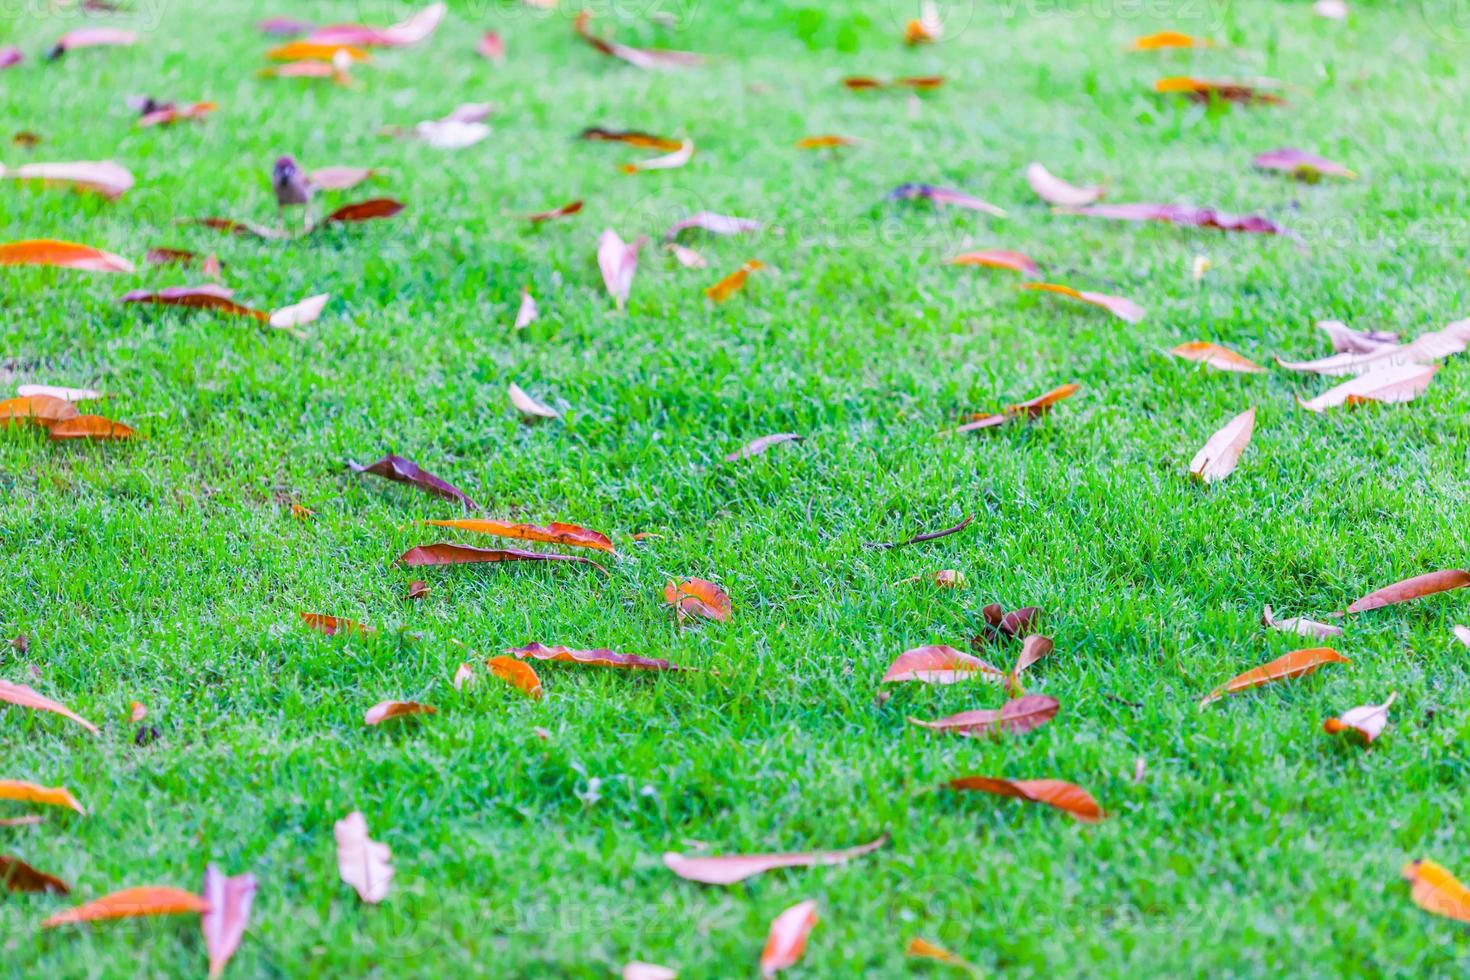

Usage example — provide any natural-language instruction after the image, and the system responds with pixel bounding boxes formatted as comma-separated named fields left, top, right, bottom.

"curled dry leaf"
left=1252, top=148, right=1355, bottom=181
left=512, top=642, right=685, bottom=672
left=796, top=135, right=859, bottom=149
left=137, top=102, right=216, bottom=128
left=1317, top=320, right=1398, bottom=354
left=525, top=200, right=582, bottom=223
left=477, top=30, right=505, bottom=61
left=308, top=166, right=378, bottom=191
left=47, top=28, right=138, bottom=59
left=423, top=519, right=613, bottom=553
left=1297, top=364, right=1438, bottom=412
left=910, top=694, right=1059, bottom=738
left=268, top=293, right=329, bottom=330
left=452, top=662, right=474, bottom=689
left=364, top=700, right=436, bottom=726
left=16, top=384, right=100, bottom=402
left=906, top=937, right=980, bottom=972
left=948, top=776, right=1103, bottom=822
left=843, top=76, right=944, bottom=91
left=47, top=415, right=137, bottom=441
left=397, top=543, right=608, bottom=574
left=299, top=612, right=375, bottom=637
left=406, top=580, right=430, bottom=600
left=888, top=183, right=1006, bottom=217
left=1454, top=625, right=1470, bottom=648
left=43, top=887, right=209, bottom=927
left=954, top=383, right=1081, bottom=434
left=706, top=259, right=764, bottom=302
left=0, top=161, right=134, bottom=199
left=1169, top=342, right=1265, bottom=374
left=0, top=855, right=69, bottom=894
left=1131, top=30, right=1212, bottom=49
left=1026, top=162, right=1104, bottom=206
left=760, top=899, right=818, bottom=978
left=1, top=394, right=80, bottom=427
left=1324, top=692, right=1396, bottom=744
left=0, top=239, right=134, bottom=272
left=1155, top=76, right=1284, bottom=104
left=664, top=212, right=761, bottom=241
left=598, top=229, right=647, bottom=308
left=573, top=11, right=703, bottom=70
left=864, top=514, right=973, bottom=550
left=1279, top=318, right=1470, bottom=377
left=487, top=656, right=544, bottom=699
left=184, top=217, right=289, bottom=241
left=725, top=432, right=801, bottom=462
left=1345, top=569, right=1470, bottom=613
left=1008, top=634, right=1054, bottom=693
left=1188, top=408, right=1255, bottom=484
left=1059, top=202, right=1284, bottom=235
left=904, top=1, right=943, bottom=43
left=1200, top=647, right=1349, bottom=706
left=664, top=579, right=731, bottom=623
left=309, top=2, right=446, bottom=47
left=121, top=285, right=268, bottom=322
left=349, top=454, right=479, bottom=509
left=321, top=198, right=404, bottom=224
left=948, top=250, right=1038, bottom=276
left=664, top=833, right=887, bottom=885
left=881, top=645, right=1003, bottom=685
left=933, top=569, right=967, bottom=589
left=1020, top=282, right=1144, bottom=323
left=201, top=865, right=256, bottom=980
left=1403, top=859, right=1470, bottom=924
left=1261, top=604, right=1343, bottom=640
left=580, top=128, right=685, bottom=152
left=623, top=964, right=677, bottom=980
left=0, top=780, right=84, bottom=814
left=669, top=244, right=705, bottom=268
left=508, top=382, right=560, bottom=420
left=514, top=288, right=538, bottom=329
left=622, top=139, right=694, bottom=174
left=0, top=680, right=98, bottom=734
left=334, top=811, right=392, bottom=903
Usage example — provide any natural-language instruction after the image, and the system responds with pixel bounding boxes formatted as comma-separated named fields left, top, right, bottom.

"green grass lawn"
left=3, top=0, right=1470, bottom=975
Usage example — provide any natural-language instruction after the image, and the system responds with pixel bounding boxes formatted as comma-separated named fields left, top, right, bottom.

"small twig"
left=863, top=514, right=973, bottom=550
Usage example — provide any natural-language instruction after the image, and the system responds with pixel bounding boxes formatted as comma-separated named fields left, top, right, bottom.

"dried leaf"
left=364, top=700, right=436, bottom=726
left=268, top=293, right=329, bottom=330
left=321, top=198, right=403, bottom=224
left=487, top=656, right=544, bottom=699
left=299, top=612, right=375, bottom=637
left=0, top=161, right=134, bottom=199
left=201, top=866, right=256, bottom=980
left=948, top=250, right=1038, bottom=276
left=904, top=2, right=943, bottom=43
left=43, top=886, right=209, bottom=927
left=47, top=415, right=136, bottom=441
left=511, top=642, right=685, bottom=672
left=0, top=816, right=43, bottom=828
left=0, top=855, right=69, bottom=894
left=267, top=41, right=368, bottom=61
left=906, top=937, right=979, bottom=972
left=796, top=135, right=859, bottom=149
left=947, top=776, right=1103, bottom=822
left=1169, top=342, right=1265, bottom=374
left=573, top=11, right=703, bottom=70
left=663, top=579, right=731, bottom=623
left=349, top=454, right=478, bottom=509
left=514, top=288, right=538, bottom=329
left=137, top=102, right=216, bottom=128
left=580, top=128, right=685, bottom=152
left=1315, top=0, right=1349, bottom=18
left=844, top=76, right=944, bottom=90
left=1059, top=202, right=1284, bottom=235
left=1297, top=364, right=1438, bottom=412
left=888, top=183, right=1005, bottom=217
left=622, top=139, right=694, bottom=174
left=309, top=2, right=446, bottom=47
left=452, top=662, right=474, bottom=689
left=406, top=580, right=430, bottom=600
left=47, top=28, right=137, bottom=59
left=15, top=384, right=100, bottom=402
left=0, top=395, right=80, bottom=428
left=1278, top=318, right=1470, bottom=377
left=183, top=217, right=289, bottom=241
left=1454, top=625, right=1470, bottom=648
left=1020, top=282, right=1144, bottom=323
left=525, top=200, right=582, bottom=223
left=1261, top=605, right=1343, bottom=640
left=398, top=543, right=608, bottom=574
left=0, top=47, right=21, bottom=69
left=508, top=382, right=560, bottom=420
left=623, top=964, right=677, bottom=980
left=0, top=239, right=134, bottom=272
left=334, top=811, right=392, bottom=903
left=1345, top=569, right=1470, bottom=613
left=1026, top=162, right=1103, bottom=206
left=0, top=780, right=85, bottom=814
left=706, top=259, right=764, bottom=302
left=0, top=680, right=98, bottom=734
left=121, top=285, right=268, bottom=322
left=409, top=118, right=490, bottom=149
left=910, top=695, right=1059, bottom=738
left=864, top=515, right=973, bottom=550
left=307, top=166, right=378, bottom=190
left=664, top=834, right=887, bottom=885
left=1403, top=859, right=1470, bottom=924
left=1324, top=692, right=1396, bottom=744
left=725, top=432, right=801, bottom=461
left=421, top=519, right=613, bottom=553
left=669, top=244, right=706, bottom=268
left=881, top=645, right=1003, bottom=685
left=1010, top=634, right=1054, bottom=689
left=129, top=701, right=146, bottom=723
left=664, top=212, right=761, bottom=240
left=598, top=228, right=646, bottom=309
left=477, top=31, right=505, bottom=61
left=1316, top=320, right=1398, bottom=354
left=760, top=899, right=818, bottom=977
left=1131, top=31, right=1211, bottom=49
left=933, top=569, right=966, bottom=589
left=1200, top=648, right=1349, bottom=706
left=1188, top=408, right=1255, bottom=483
left=1154, top=76, right=1284, bottom=104
left=1252, top=148, right=1355, bottom=181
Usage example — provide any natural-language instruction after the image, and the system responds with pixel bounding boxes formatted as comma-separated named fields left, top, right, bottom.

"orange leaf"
left=487, top=656, right=543, bottom=699
left=1020, top=282, right=1144, bottom=323
left=421, top=519, right=614, bottom=553
left=396, top=543, right=608, bottom=574
left=664, top=834, right=888, bottom=885
left=1345, top=569, right=1470, bottom=613
left=0, top=238, right=134, bottom=272
left=579, top=127, right=685, bottom=152
left=620, top=139, right=694, bottom=174
left=1169, top=341, right=1265, bottom=374
left=1403, top=859, right=1470, bottom=924
left=1131, top=31, right=1211, bottom=49
left=43, top=886, right=209, bottom=927
left=1323, top=692, right=1396, bottom=744
left=0, top=780, right=85, bottom=814
left=796, top=135, right=858, bottom=149
left=706, top=259, right=764, bottom=302
left=0, top=680, right=98, bottom=734
left=882, top=645, right=1003, bottom=685
left=953, top=384, right=1080, bottom=435
left=129, top=701, right=147, bottom=723
left=906, top=937, right=980, bottom=971
left=47, top=415, right=137, bottom=441
left=525, top=200, right=583, bottom=223
left=267, top=41, right=368, bottom=61
left=300, top=612, right=375, bottom=637
left=1, top=855, right=69, bottom=893
left=363, top=700, right=437, bottom=725
left=947, top=776, right=1103, bottom=822
left=1201, top=648, right=1349, bottom=706
left=1188, top=408, right=1255, bottom=484
left=948, top=249, right=1038, bottom=276
left=663, top=578, right=731, bottom=623
left=1154, top=76, right=1283, bottom=104
left=760, top=899, right=818, bottom=977
left=511, top=642, right=686, bottom=672
left=0, top=394, right=80, bottom=427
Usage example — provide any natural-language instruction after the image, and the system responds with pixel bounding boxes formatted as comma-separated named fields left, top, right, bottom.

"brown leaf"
left=0, top=780, right=85, bottom=814
left=1026, top=162, right=1104, bottom=206
left=321, top=198, right=404, bottom=224
left=0, top=680, right=98, bottom=735
left=0, top=394, right=81, bottom=428
left=363, top=700, right=436, bottom=725
left=487, top=656, right=544, bottom=699
left=1323, top=692, right=1396, bottom=744
left=1345, top=569, right=1470, bottom=613
left=1261, top=605, right=1343, bottom=640
left=1154, top=76, right=1284, bottom=104
left=397, top=543, right=608, bottom=574
left=511, top=642, right=685, bottom=672
left=349, top=454, right=478, bottom=509
left=406, top=580, right=430, bottom=600
left=422, top=518, right=614, bottom=553
left=1059, top=202, right=1284, bottom=235
left=1, top=161, right=134, bottom=199
left=47, top=415, right=137, bottom=441
left=201, top=865, right=256, bottom=980
left=525, top=200, right=582, bottom=223
left=1298, top=364, right=1438, bottom=412
left=1200, top=648, right=1349, bottom=706
left=334, top=811, right=392, bottom=903
left=299, top=612, right=375, bottom=637
left=1169, top=342, right=1265, bottom=374
left=508, top=382, right=560, bottom=420
left=1009, top=634, right=1054, bottom=691
left=307, top=166, right=379, bottom=191
left=948, top=249, right=1038, bottom=276
left=864, top=515, right=973, bottom=550
left=881, top=645, right=1003, bottom=685
left=43, top=886, right=209, bottom=927
left=1403, top=859, right=1470, bottom=924
left=844, top=75, right=944, bottom=90
left=580, top=128, right=685, bottom=152
left=1278, top=318, right=1470, bottom=377
left=1188, top=408, right=1255, bottom=483
left=663, top=579, right=731, bottom=623
left=796, top=135, right=859, bottom=149
left=573, top=11, right=703, bottom=70
left=1020, top=282, right=1143, bottom=323
left=706, top=259, right=764, bottom=302
left=1252, top=148, right=1355, bottom=181
left=664, top=834, right=888, bottom=885
left=183, top=217, right=289, bottom=241
left=1, top=854, right=69, bottom=894
left=120, top=285, right=269, bottom=322
left=0, top=238, right=134, bottom=272
left=725, top=432, right=802, bottom=462
left=947, top=776, right=1103, bottom=822
left=910, top=695, right=1059, bottom=737
left=760, top=899, right=818, bottom=977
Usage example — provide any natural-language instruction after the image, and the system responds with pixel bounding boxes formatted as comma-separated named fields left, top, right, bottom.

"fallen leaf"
left=0, top=816, right=43, bottom=828
left=1252, top=148, right=1355, bottom=181
left=268, top=293, right=329, bottom=330
left=1345, top=569, right=1470, bottom=613
left=16, top=384, right=99, bottom=402
left=904, top=1, right=943, bottom=43
left=0, top=239, right=134, bottom=272
left=349, top=454, right=479, bottom=509
left=0, top=680, right=98, bottom=734
left=880, top=645, right=1003, bottom=685
left=409, top=118, right=491, bottom=149
left=1169, top=342, right=1265, bottom=373
left=1008, top=635, right=1054, bottom=693
left=1316, top=320, right=1398, bottom=354
left=398, top=543, right=608, bottom=574
left=511, top=642, right=685, bottom=672
left=1059, top=202, right=1284, bottom=235
left=1314, top=0, right=1349, bottom=19
left=421, top=519, right=613, bottom=553
left=267, top=41, right=368, bottom=62
left=121, top=285, right=268, bottom=322
left=0, top=47, right=21, bottom=69
left=290, top=503, right=314, bottom=520
left=1297, top=364, right=1438, bottom=412
left=487, top=656, right=544, bottom=699
left=948, top=250, right=1038, bottom=276
left=129, top=701, right=146, bottom=723
left=725, top=432, right=801, bottom=461
left=622, top=964, right=677, bottom=980
left=334, top=811, right=392, bottom=903
left=299, top=612, right=375, bottom=637
left=514, top=288, right=538, bottom=328
left=137, top=101, right=216, bottom=128
left=910, top=694, right=1059, bottom=737
left=1200, top=648, right=1349, bottom=706
left=320, top=198, right=404, bottom=224
left=706, top=259, right=764, bottom=302
left=201, top=866, right=256, bottom=980
left=1026, top=162, right=1103, bottom=206
left=669, top=244, right=706, bottom=268
left=364, top=701, right=436, bottom=726
left=1155, top=76, right=1284, bottom=104
left=183, top=217, right=289, bottom=241
left=508, top=382, right=560, bottom=420
left=844, top=76, right=944, bottom=90
left=947, top=776, right=1103, bottom=822
left=0, top=855, right=69, bottom=894
left=573, top=11, right=703, bottom=70
left=932, top=569, right=966, bottom=588
left=598, top=229, right=647, bottom=309
left=796, top=135, right=859, bottom=149
left=145, top=248, right=219, bottom=273
left=664, top=834, right=887, bottom=885
left=760, top=899, right=818, bottom=977
left=888, top=183, right=1005, bottom=217
left=1454, top=625, right=1470, bottom=647
left=1324, top=692, right=1396, bottom=744
left=622, top=139, right=695, bottom=174
left=580, top=128, right=685, bottom=152
left=1020, top=282, right=1143, bottom=323
left=525, top=200, right=582, bottom=223
left=0, top=161, right=134, bottom=199
left=309, top=2, right=446, bottom=47
left=1131, top=30, right=1211, bottom=49
left=452, top=662, right=474, bottom=689
left=47, top=28, right=137, bottom=59
left=43, top=886, right=209, bottom=927
left=664, top=212, right=761, bottom=240
left=0, top=780, right=84, bottom=814
left=308, top=166, right=378, bottom=190
left=1261, top=605, right=1343, bottom=640
left=1403, top=859, right=1470, bottom=924
left=47, top=415, right=136, bottom=441
left=1278, top=318, right=1470, bottom=377
left=864, top=515, right=973, bottom=550
left=1188, top=408, right=1255, bottom=483
left=477, top=30, right=505, bottom=61
left=664, top=579, right=731, bottom=623
left=906, top=937, right=979, bottom=972
left=406, top=580, right=430, bottom=600
left=1, top=394, right=80, bottom=427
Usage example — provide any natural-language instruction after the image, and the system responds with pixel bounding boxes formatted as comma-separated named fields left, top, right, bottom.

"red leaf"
left=511, top=642, right=686, bottom=672
left=880, top=645, right=1003, bottom=685
left=121, top=285, right=269, bottom=322
left=663, top=579, right=731, bottom=623
left=349, top=454, right=478, bottom=509
left=760, top=899, right=818, bottom=977
left=364, top=700, right=436, bottom=725
left=947, top=776, right=1103, bottom=822
left=421, top=519, right=614, bottom=553
left=1346, top=569, right=1470, bottom=613
left=321, top=198, right=404, bottom=224
left=663, top=833, right=887, bottom=885
left=910, top=695, right=1060, bottom=737
left=397, top=543, right=609, bottom=574
left=43, top=886, right=209, bottom=927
